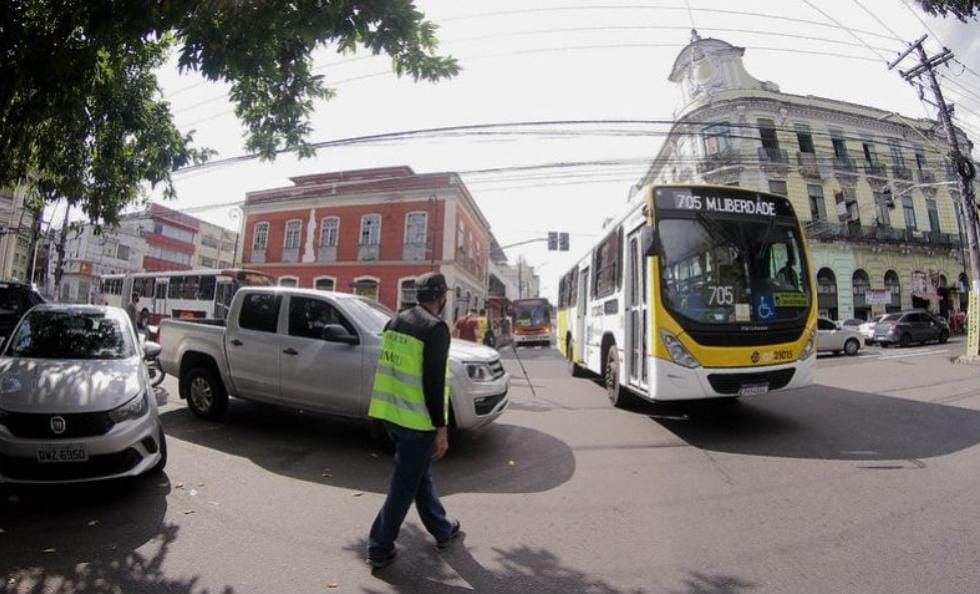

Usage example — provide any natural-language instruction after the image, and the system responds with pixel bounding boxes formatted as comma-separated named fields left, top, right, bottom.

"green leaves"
left=914, top=0, right=980, bottom=21
left=0, top=1, right=458, bottom=224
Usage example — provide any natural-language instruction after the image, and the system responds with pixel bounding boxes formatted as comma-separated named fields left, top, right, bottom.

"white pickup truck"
left=158, top=287, right=509, bottom=430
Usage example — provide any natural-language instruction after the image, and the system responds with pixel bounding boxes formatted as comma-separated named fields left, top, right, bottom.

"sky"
left=119, top=0, right=980, bottom=302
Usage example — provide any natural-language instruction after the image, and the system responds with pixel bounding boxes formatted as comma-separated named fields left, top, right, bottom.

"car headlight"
left=464, top=362, right=495, bottom=382
left=108, top=391, right=149, bottom=423
left=660, top=330, right=700, bottom=369
left=798, top=328, right=817, bottom=361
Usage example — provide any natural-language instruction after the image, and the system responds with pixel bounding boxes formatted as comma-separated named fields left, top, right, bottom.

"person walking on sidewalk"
left=367, top=272, right=461, bottom=569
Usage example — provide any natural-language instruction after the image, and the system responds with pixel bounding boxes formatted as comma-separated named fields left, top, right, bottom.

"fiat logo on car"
left=750, top=351, right=760, bottom=364
left=50, top=416, right=67, bottom=435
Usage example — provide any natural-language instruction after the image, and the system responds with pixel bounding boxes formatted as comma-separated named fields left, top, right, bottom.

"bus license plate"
left=36, top=444, right=88, bottom=463
left=738, top=383, right=769, bottom=397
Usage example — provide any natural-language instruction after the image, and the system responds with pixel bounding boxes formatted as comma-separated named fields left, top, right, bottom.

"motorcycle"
left=138, top=323, right=166, bottom=388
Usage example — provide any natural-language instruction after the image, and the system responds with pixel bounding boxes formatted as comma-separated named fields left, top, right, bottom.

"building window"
left=320, top=217, right=339, bottom=247
left=352, top=277, right=379, bottom=301
left=457, top=219, right=465, bottom=252
left=768, top=180, right=788, bottom=196
left=830, top=129, right=849, bottom=159
left=284, top=220, right=302, bottom=250
left=360, top=214, right=381, bottom=246
left=279, top=276, right=299, bottom=287
left=862, top=140, right=878, bottom=165
left=807, top=184, right=827, bottom=221
left=795, top=123, right=815, bottom=153
left=903, top=196, right=917, bottom=230
left=889, top=141, right=905, bottom=167
left=314, top=277, right=336, bottom=291
left=404, top=212, right=427, bottom=245
left=926, top=199, right=940, bottom=233
left=758, top=118, right=779, bottom=150
left=252, top=222, right=269, bottom=249
left=399, top=278, right=417, bottom=310
left=702, top=122, right=732, bottom=155
left=153, top=222, right=195, bottom=243
left=116, top=244, right=130, bottom=261
left=874, top=191, right=892, bottom=227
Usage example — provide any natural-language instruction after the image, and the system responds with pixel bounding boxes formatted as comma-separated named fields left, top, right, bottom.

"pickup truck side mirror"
left=143, top=341, right=162, bottom=360
left=321, top=324, right=359, bottom=345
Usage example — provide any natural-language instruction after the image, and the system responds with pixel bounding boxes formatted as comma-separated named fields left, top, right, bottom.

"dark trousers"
left=368, top=422, right=452, bottom=557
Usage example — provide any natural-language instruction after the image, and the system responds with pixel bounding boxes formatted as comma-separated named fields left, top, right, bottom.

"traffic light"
left=559, top=232, right=569, bottom=251
left=547, top=231, right=558, bottom=251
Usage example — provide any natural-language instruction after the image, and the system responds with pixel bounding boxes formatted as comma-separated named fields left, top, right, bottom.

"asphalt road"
left=3, top=338, right=980, bottom=594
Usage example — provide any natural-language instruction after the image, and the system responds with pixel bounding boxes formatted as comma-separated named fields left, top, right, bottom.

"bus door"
left=153, top=280, right=168, bottom=320
left=625, top=230, right=649, bottom=388
left=215, top=279, right=234, bottom=321
left=575, top=267, right=589, bottom=363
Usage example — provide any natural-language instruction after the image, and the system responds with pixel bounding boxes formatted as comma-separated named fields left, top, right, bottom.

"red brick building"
left=241, top=166, right=497, bottom=319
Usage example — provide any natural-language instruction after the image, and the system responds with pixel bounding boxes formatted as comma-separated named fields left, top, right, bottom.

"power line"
left=852, top=0, right=905, bottom=42
left=799, top=0, right=890, bottom=63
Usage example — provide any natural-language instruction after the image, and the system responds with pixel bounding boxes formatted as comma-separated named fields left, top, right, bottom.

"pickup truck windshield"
left=345, top=298, right=395, bottom=334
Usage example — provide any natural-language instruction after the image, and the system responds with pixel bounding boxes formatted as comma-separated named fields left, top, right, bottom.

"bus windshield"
left=658, top=215, right=810, bottom=325
left=513, top=299, right=551, bottom=329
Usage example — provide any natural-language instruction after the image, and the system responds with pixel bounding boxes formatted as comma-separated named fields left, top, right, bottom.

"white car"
left=816, top=317, right=863, bottom=356
left=0, top=305, right=166, bottom=483
left=858, top=315, right=884, bottom=345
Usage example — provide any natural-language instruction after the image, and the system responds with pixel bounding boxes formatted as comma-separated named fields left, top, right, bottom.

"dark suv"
left=0, top=281, right=46, bottom=344
left=873, top=309, right=950, bottom=348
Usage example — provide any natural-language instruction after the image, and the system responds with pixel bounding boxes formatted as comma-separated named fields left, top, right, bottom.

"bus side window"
left=199, top=275, right=216, bottom=300
left=169, top=277, right=184, bottom=299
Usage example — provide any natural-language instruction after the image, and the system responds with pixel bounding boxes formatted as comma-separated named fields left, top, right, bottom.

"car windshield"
left=4, top=309, right=135, bottom=359
left=345, top=297, right=395, bottom=335
left=658, top=215, right=810, bottom=325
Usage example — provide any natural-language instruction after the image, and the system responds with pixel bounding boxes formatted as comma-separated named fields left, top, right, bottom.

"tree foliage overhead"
left=0, top=1, right=459, bottom=224
left=915, top=0, right=980, bottom=21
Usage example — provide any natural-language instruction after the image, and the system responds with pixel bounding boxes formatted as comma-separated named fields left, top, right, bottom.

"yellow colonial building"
left=641, top=33, right=977, bottom=322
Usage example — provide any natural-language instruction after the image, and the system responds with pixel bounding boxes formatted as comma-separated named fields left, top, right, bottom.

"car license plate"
left=738, top=383, right=769, bottom=397
left=36, top=444, right=88, bottom=463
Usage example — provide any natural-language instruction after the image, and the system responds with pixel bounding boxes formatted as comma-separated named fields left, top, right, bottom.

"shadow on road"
left=160, top=402, right=575, bottom=496
left=638, top=383, right=980, bottom=461
left=345, top=525, right=755, bottom=594
left=0, top=477, right=232, bottom=594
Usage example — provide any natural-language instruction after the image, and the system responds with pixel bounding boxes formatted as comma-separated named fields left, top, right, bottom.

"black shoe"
left=436, top=520, right=461, bottom=549
left=368, top=548, right=397, bottom=569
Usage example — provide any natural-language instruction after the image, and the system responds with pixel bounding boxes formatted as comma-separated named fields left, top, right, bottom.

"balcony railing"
left=805, top=222, right=962, bottom=247
left=757, top=146, right=788, bottom=163
left=282, top=247, right=299, bottom=263
left=696, top=149, right=741, bottom=174
left=892, top=165, right=913, bottom=181
left=864, top=161, right=888, bottom=178
left=250, top=247, right=266, bottom=264
left=797, top=152, right=821, bottom=178
left=832, top=156, right=857, bottom=173
left=318, top=245, right=337, bottom=262
left=358, top=243, right=379, bottom=261
left=402, top=242, right=427, bottom=262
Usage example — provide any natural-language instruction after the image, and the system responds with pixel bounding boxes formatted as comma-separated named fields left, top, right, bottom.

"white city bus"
left=99, top=268, right=275, bottom=323
left=557, top=184, right=817, bottom=406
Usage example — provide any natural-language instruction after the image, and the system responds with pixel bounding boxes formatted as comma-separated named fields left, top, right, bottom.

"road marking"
left=876, top=348, right=949, bottom=361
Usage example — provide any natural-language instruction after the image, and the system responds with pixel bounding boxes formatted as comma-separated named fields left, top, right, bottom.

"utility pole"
left=890, top=35, right=980, bottom=357
left=53, top=206, right=71, bottom=302
left=24, top=202, right=42, bottom=286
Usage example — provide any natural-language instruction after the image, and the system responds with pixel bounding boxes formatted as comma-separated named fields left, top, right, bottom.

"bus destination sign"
left=654, top=187, right=795, bottom=218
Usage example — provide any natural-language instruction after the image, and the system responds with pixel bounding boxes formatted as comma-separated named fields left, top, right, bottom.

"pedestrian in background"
left=367, top=272, right=461, bottom=569
left=125, top=292, right=140, bottom=329
left=476, top=308, right=493, bottom=347
left=454, top=308, right=479, bottom=342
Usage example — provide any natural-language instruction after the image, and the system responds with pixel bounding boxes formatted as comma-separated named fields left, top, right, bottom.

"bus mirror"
left=640, top=226, right=658, bottom=257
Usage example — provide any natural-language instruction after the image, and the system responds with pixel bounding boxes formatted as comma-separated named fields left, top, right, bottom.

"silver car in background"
left=0, top=305, right=166, bottom=483
left=816, top=317, right=863, bottom=356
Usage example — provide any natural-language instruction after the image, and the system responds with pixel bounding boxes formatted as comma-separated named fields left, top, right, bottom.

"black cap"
left=416, top=272, right=448, bottom=302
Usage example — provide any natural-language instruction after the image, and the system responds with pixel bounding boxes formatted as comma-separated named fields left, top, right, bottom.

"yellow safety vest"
left=369, top=330, right=450, bottom=431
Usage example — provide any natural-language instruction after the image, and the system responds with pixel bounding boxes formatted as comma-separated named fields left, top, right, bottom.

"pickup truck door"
left=226, top=292, right=284, bottom=403
left=278, top=295, right=365, bottom=416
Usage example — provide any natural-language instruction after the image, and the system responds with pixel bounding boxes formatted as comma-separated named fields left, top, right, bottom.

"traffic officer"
left=367, top=272, right=461, bottom=569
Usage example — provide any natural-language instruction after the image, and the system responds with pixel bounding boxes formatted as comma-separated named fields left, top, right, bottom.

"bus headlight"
left=798, top=329, right=817, bottom=361
left=660, top=330, right=700, bottom=369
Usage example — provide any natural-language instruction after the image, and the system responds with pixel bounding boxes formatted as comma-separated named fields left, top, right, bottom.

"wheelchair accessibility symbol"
left=757, top=294, right=776, bottom=320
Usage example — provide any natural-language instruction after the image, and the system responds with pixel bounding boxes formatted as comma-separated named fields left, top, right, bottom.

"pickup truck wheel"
left=184, top=366, right=228, bottom=421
